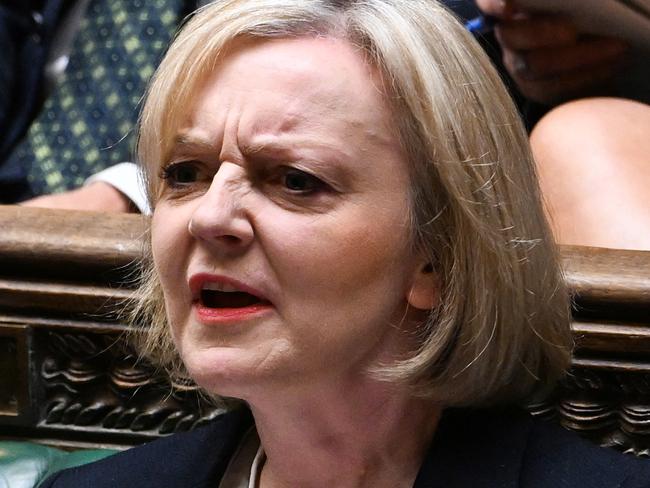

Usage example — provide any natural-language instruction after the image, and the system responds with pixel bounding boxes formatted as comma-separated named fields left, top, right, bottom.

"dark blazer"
left=40, top=408, right=650, bottom=487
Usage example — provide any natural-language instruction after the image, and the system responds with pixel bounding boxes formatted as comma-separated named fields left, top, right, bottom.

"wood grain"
left=0, top=206, right=146, bottom=270
left=1, top=206, right=648, bottom=302
left=561, top=245, right=650, bottom=307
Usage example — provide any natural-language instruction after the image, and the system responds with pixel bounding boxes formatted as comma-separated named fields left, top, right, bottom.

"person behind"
left=475, top=0, right=650, bottom=250
left=0, top=0, right=191, bottom=207
left=39, top=0, right=650, bottom=487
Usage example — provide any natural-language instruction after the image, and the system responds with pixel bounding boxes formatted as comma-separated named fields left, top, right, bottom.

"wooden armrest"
left=562, top=244, right=650, bottom=308
left=0, top=206, right=145, bottom=273
left=1, top=206, right=649, bottom=453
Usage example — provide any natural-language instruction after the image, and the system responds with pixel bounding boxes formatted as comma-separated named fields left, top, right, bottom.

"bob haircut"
left=133, top=0, right=572, bottom=406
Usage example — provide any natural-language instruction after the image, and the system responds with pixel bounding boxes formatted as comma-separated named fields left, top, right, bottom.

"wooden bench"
left=1, top=206, right=649, bottom=454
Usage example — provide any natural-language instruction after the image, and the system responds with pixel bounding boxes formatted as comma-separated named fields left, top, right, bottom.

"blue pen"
left=465, top=15, right=496, bottom=35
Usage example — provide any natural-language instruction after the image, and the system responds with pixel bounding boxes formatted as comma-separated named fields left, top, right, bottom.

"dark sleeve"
left=31, top=408, right=253, bottom=488
left=0, top=7, right=16, bottom=133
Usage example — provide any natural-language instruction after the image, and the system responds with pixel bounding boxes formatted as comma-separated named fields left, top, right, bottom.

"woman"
left=41, top=0, right=650, bottom=486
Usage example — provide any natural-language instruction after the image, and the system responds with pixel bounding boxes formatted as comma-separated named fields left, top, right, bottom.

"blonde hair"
left=133, top=0, right=572, bottom=406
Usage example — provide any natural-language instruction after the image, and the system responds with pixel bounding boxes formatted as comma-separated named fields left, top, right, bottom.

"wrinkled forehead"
left=149, top=34, right=394, bottom=169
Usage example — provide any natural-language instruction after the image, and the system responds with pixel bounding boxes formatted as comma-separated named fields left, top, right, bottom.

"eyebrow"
left=171, top=134, right=220, bottom=154
left=240, top=139, right=351, bottom=167
left=170, top=132, right=352, bottom=173
left=239, top=140, right=292, bottom=160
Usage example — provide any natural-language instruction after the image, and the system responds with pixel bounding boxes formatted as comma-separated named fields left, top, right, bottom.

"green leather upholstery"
left=0, top=441, right=118, bottom=488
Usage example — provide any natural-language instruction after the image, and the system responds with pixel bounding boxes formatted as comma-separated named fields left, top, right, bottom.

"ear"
left=406, top=261, right=439, bottom=310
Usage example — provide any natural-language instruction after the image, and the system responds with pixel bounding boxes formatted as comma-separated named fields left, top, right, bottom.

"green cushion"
left=0, top=441, right=118, bottom=488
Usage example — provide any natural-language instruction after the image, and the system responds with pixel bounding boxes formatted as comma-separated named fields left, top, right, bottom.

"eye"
left=160, top=161, right=201, bottom=187
left=282, top=168, right=327, bottom=194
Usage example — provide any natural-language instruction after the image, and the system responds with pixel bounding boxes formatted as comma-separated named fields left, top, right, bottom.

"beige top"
left=218, top=428, right=265, bottom=488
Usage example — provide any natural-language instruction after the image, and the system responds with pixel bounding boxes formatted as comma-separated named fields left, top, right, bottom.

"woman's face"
left=151, top=37, right=431, bottom=397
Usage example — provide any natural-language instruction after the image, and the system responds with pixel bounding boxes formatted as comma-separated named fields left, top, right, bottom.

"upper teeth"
left=202, top=282, right=241, bottom=293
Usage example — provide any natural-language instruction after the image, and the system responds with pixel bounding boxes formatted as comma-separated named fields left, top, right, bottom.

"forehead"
left=204, top=36, right=382, bottom=104
left=168, top=36, right=400, bottom=154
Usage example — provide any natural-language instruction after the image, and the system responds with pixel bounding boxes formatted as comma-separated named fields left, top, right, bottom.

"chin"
left=181, top=346, right=280, bottom=398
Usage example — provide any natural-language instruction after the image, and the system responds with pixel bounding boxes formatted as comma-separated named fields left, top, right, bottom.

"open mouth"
left=190, top=275, right=272, bottom=320
left=200, top=289, right=266, bottom=309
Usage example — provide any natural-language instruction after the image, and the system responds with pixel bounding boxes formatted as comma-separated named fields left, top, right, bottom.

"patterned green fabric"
left=7, top=0, right=184, bottom=196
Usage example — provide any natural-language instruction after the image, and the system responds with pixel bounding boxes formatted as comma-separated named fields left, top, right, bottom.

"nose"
left=188, top=163, right=254, bottom=253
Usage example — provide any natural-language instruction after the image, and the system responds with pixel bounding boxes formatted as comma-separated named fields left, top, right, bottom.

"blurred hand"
left=20, top=181, right=134, bottom=213
left=475, top=0, right=628, bottom=105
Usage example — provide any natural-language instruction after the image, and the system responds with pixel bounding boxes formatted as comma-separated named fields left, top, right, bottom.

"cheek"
left=265, top=208, right=417, bottom=369
left=151, top=210, right=181, bottom=282
left=325, top=225, right=398, bottom=286
left=150, top=206, right=193, bottom=323
left=262, top=205, right=413, bottom=302
left=331, top=209, right=410, bottom=286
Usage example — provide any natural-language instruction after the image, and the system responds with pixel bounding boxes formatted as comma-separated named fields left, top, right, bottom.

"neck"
left=247, top=377, right=441, bottom=488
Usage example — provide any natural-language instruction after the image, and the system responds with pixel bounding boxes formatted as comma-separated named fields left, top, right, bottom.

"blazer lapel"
left=156, top=407, right=254, bottom=488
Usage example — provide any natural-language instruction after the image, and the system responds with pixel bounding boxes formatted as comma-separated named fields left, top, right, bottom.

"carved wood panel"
left=0, top=324, right=30, bottom=422
left=529, top=367, right=650, bottom=457
left=35, top=329, right=227, bottom=443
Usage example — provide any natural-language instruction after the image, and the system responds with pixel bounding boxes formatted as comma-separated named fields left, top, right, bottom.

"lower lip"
left=194, top=302, right=273, bottom=325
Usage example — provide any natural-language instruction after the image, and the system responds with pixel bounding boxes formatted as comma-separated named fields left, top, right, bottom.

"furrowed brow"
left=170, top=133, right=220, bottom=156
